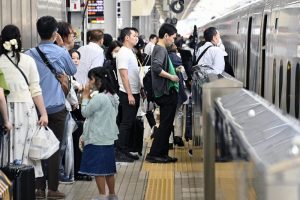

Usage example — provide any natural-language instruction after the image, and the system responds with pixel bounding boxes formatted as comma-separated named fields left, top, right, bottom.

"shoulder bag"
left=35, top=47, right=71, bottom=96
left=5, top=54, right=29, bottom=86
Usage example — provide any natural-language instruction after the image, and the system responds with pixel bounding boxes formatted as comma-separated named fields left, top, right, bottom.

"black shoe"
left=126, top=152, right=139, bottom=160
left=145, top=154, right=170, bottom=163
left=174, top=136, right=184, bottom=147
left=115, top=152, right=134, bottom=162
left=164, top=155, right=178, bottom=162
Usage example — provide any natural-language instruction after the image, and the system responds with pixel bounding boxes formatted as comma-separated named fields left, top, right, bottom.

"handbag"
left=35, top=47, right=71, bottom=96
left=28, top=126, right=60, bottom=160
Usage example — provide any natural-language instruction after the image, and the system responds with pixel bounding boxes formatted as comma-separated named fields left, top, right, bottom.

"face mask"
left=216, top=38, right=222, bottom=47
left=112, top=52, right=117, bottom=58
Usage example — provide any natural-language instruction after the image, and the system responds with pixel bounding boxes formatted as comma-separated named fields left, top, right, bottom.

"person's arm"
left=81, top=84, right=102, bottom=117
left=119, top=69, right=135, bottom=105
left=152, top=48, right=179, bottom=82
left=212, top=49, right=225, bottom=71
left=32, top=95, right=48, bottom=126
left=0, top=88, right=12, bottom=130
left=116, top=49, right=136, bottom=105
left=27, top=57, right=48, bottom=126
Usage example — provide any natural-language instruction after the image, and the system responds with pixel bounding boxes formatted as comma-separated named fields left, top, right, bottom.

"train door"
left=246, top=1, right=265, bottom=92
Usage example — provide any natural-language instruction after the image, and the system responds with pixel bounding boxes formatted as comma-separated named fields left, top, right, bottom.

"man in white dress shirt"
left=75, top=29, right=105, bottom=85
left=196, top=27, right=227, bottom=74
left=144, top=34, right=158, bottom=55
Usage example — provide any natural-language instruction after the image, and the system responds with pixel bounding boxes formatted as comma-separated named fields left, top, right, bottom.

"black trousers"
left=149, top=90, right=178, bottom=157
left=36, top=108, right=67, bottom=191
left=117, top=91, right=140, bottom=153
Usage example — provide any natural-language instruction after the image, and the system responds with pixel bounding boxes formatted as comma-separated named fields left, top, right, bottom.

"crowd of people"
left=0, top=14, right=229, bottom=200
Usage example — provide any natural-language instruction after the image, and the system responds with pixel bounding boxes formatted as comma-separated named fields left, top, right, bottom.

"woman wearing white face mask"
left=195, top=27, right=227, bottom=74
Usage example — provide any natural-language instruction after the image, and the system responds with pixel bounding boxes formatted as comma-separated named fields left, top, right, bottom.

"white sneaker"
left=108, top=194, right=118, bottom=200
left=92, top=195, right=108, bottom=200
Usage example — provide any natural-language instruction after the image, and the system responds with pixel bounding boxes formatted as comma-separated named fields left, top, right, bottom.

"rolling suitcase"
left=0, top=131, right=35, bottom=200
left=2, top=164, right=35, bottom=200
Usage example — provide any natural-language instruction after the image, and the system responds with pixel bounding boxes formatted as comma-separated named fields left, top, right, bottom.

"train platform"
left=58, top=140, right=239, bottom=200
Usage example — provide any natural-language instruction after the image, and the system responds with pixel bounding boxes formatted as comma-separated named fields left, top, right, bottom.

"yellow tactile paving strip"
left=145, top=170, right=174, bottom=200
left=142, top=138, right=255, bottom=200
left=142, top=138, right=203, bottom=200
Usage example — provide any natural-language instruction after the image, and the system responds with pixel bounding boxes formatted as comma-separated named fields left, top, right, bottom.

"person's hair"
left=69, top=49, right=81, bottom=59
left=134, top=36, right=145, bottom=50
left=167, top=43, right=177, bottom=53
left=36, top=16, right=58, bottom=40
left=204, top=27, right=218, bottom=42
left=131, top=27, right=139, bottom=34
left=89, top=30, right=104, bottom=42
left=103, top=33, right=113, bottom=47
left=149, top=34, right=157, bottom=40
left=106, top=40, right=122, bottom=60
left=174, top=37, right=184, bottom=48
left=158, top=23, right=177, bottom=39
left=0, top=24, right=22, bottom=63
left=57, top=21, right=72, bottom=40
left=119, top=27, right=136, bottom=43
left=87, top=67, right=116, bottom=94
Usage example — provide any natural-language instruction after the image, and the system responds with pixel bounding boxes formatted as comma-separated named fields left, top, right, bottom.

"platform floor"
left=58, top=144, right=239, bottom=200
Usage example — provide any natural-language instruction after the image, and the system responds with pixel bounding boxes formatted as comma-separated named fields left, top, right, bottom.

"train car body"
left=201, top=0, right=300, bottom=119
left=0, top=0, right=66, bottom=49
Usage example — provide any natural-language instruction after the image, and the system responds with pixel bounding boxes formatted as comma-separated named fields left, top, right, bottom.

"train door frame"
left=269, top=7, right=280, bottom=108
left=260, top=13, right=268, bottom=98
left=295, top=63, right=300, bottom=119
left=246, top=16, right=252, bottom=90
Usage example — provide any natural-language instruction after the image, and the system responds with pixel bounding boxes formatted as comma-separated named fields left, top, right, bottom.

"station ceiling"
left=154, top=0, right=200, bottom=21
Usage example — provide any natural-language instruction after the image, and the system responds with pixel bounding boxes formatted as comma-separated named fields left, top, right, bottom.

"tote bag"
left=29, top=126, right=59, bottom=160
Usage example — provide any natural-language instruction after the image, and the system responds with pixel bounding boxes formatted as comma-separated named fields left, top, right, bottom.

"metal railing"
left=214, top=89, right=300, bottom=200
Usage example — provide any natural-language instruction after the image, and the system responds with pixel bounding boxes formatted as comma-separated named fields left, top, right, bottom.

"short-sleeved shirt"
left=196, top=41, right=227, bottom=74
left=116, top=46, right=141, bottom=94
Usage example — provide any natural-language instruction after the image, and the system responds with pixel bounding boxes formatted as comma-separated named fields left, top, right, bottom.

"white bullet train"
left=199, top=0, right=300, bottom=119
left=0, top=0, right=66, bottom=50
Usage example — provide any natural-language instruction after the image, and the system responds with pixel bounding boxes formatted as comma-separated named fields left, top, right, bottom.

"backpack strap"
left=195, top=45, right=213, bottom=65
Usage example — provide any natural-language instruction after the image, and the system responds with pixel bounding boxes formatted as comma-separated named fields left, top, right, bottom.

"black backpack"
left=103, top=59, right=119, bottom=92
left=143, top=68, right=154, bottom=102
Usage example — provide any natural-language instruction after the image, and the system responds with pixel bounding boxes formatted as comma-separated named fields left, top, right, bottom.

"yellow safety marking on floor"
left=144, top=171, right=174, bottom=200
left=142, top=141, right=204, bottom=200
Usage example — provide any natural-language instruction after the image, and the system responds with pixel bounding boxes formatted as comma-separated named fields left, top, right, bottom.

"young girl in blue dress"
left=79, top=67, right=119, bottom=200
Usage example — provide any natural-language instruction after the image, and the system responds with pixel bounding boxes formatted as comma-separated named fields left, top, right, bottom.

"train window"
left=237, top=22, right=240, bottom=34
left=286, top=61, right=291, bottom=113
left=295, top=63, right=300, bottom=118
left=246, top=17, right=253, bottom=89
left=275, top=18, right=279, bottom=30
left=279, top=60, right=283, bottom=108
left=272, top=59, right=276, bottom=103
left=261, top=14, right=267, bottom=97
